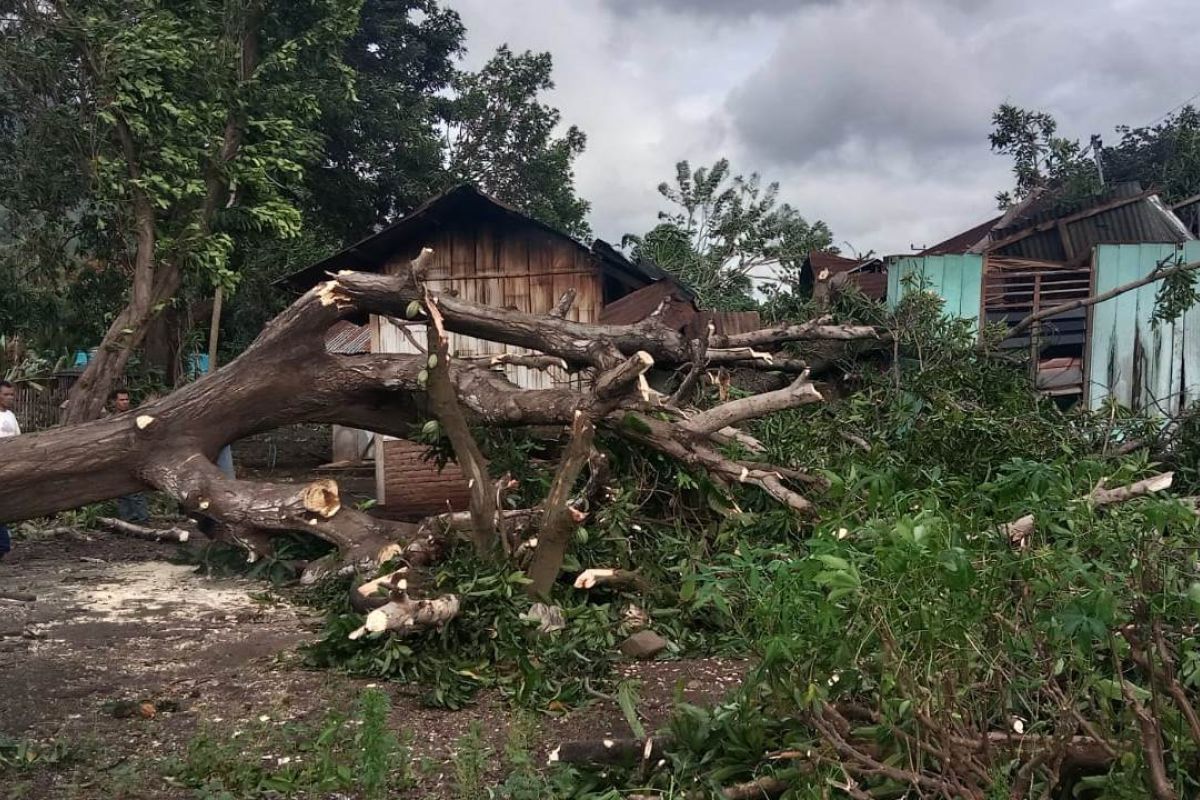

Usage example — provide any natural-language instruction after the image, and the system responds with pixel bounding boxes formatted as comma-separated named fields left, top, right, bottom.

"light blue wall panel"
left=1087, top=242, right=1200, bottom=415
left=887, top=254, right=984, bottom=325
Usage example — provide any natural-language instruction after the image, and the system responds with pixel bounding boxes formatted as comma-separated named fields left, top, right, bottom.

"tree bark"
left=1, top=260, right=842, bottom=581
left=525, top=411, right=598, bottom=598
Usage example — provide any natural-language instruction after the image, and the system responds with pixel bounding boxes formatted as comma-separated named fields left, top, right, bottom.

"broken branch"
left=97, top=517, right=191, bottom=543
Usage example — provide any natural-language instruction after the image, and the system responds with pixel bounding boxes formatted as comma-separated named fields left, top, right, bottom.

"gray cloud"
left=728, top=3, right=992, bottom=165
left=727, top=0, right=1200, bottom=168
left=449, top=0, right=1200, bottom=258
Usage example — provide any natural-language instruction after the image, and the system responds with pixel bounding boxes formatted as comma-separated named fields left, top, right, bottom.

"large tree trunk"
left=64, top=265, right=183, bottom=423
left=1, top=254, right=879, bottom=591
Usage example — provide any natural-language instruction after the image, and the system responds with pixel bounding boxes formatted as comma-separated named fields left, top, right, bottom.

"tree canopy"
left=991, top=101, right=1200, bottom=209
left=439, top=45, right=591, bottom=240
left=624, top=159, right=833, bottom=311
left=0, top=0, right=595, bottom=407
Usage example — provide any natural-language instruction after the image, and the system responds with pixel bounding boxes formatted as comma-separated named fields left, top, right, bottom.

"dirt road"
left=0, top=530, right=742, bottom=798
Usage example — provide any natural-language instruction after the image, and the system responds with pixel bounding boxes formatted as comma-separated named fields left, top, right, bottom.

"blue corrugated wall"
left=1087, top=243, right=1200, bottom=415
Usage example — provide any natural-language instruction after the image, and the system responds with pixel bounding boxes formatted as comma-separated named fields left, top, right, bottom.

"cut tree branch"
left=97, top=517, right=190, bottom=543
left=526, top=411, right=599, bottom=598
left=684, top=372, right=822, bottom=434
left=423, top=283, right=499, bottom=557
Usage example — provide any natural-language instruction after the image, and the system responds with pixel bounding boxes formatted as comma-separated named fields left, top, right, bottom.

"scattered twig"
left=97, top=517, right=190, bottom=543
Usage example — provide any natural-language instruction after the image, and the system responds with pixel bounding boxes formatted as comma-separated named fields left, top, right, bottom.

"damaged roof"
left=920, top=181, right=1193, bottom=262
left=920, top=216, right=1001, bottom=256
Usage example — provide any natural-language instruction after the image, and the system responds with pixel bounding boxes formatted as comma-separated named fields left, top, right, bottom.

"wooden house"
left=283, top=185, right=755, bottom=515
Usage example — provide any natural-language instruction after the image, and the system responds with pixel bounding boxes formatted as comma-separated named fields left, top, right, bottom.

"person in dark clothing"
left=109, top=390, right=150, bottom=524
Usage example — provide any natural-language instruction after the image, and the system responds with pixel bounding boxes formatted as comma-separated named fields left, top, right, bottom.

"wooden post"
left=207, top=286, right=224, bottom=373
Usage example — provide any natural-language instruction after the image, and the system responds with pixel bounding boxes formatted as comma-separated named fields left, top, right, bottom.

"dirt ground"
left=0, top=529, right=745, bottom=798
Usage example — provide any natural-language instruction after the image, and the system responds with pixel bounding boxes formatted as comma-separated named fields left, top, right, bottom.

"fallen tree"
left=0, top=248, right=881, bottom=627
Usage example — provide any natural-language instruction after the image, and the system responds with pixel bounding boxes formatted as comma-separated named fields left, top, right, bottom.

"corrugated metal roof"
left=597, top=279, right=762, bottom=334
left=598, top=280, right=696, bottom=327
left=983, top=182, right=1191, bottom=260
left=807, top=251, right=862, bottom=275
left=590, top=239, right=695, bottom=302
left=324, top=320, right=371, bottom=354
left=920, top=217, right=1001, bottom=255
left=927, top=183, right=1192, bottom=264
left=712, top=310, right=763, bottom=336
left=847, top=272, right=888, bottom=301
left=995, top=192, right=1191, bottom=261
left=993, top=181, right=1145, bottom=235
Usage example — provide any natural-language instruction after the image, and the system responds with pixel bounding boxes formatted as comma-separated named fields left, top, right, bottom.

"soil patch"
left=0, top=530, right=744, bottom=798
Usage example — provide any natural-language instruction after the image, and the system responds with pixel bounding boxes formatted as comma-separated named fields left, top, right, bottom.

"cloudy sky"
left=447, top=0, right=1200, bottom=257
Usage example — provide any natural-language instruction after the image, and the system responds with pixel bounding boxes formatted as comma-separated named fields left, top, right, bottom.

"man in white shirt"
left=0, top=380, right=19, bottom=559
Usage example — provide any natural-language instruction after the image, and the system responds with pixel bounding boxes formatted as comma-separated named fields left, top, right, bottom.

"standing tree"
left=989, top=103, right=1100, bottom=209
left=306, top=0, right=465, bottom=243
left=623, top=159, right=833, bottom=310
left=439, top=45, right=591, bottom=239
left=0, top=0, right=362, bottom=422
left=217, top=0, right=466, bottom=359
left=1103, top=105, right=1200, bottom=205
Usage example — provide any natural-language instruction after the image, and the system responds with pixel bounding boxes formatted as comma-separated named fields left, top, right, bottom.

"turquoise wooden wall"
left=1087, top=243, right=1200, bottom=415
left=887, top=254, right=984, bottom=325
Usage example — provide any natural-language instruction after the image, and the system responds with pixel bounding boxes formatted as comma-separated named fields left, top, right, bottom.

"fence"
left=11, top=375, right=75, bottom=431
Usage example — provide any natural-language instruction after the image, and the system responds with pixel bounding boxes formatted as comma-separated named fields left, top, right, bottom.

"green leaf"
left=679, top=579, right=696, bottom=602
left=617, top=681, right=646, bottom=739
left=815, top=554, right=851, bottom=571
left=406, top=300, right=421, bottom=318
left=1095, top=678, right=1152, bottom=702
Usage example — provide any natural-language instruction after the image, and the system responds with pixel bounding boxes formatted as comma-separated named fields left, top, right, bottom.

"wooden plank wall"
left=373, top=219, right=604, bottom=510
left=377, top=221, right=602, bottom=389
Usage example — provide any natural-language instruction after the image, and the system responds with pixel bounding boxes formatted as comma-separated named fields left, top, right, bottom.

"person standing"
left=0, top=380, right=20, bottom=559
left=108, top=390, right=150, bottom=524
